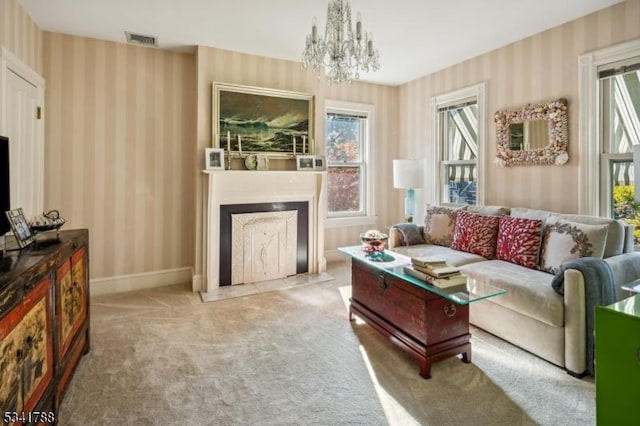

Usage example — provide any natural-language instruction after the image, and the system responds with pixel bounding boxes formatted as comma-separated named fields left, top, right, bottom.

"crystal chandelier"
left=302, top=0, right=380, bottom=85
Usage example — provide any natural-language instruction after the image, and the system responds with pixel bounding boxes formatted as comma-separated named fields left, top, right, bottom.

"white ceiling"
left=19, top=0, right=622, bottom=86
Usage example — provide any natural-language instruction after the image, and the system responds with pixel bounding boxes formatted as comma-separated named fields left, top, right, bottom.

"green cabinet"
left=595, top=295, right=640, bottom=426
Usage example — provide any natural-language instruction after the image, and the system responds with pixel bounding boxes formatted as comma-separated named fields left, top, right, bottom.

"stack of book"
left=403, top=256, right=468, bottom=288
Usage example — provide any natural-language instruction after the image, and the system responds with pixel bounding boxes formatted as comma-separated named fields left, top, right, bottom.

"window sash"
left=325, top=109, right=368, bottom=218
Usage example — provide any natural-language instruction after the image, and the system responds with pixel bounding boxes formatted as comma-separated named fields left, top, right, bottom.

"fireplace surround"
left=202, top=170, right=326, bottom=292
left=221, top=202, right=308, bottom=286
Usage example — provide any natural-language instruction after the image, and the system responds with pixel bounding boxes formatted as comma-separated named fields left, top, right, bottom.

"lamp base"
left=404, top=188, right=416, bottom=223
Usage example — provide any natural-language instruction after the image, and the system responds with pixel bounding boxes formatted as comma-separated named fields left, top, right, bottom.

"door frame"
left=0, top=44, right=45, bottom=214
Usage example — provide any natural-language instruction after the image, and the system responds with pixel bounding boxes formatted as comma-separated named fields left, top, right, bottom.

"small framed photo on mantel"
left=205, top=148, right=225, bottom=171
left=296, top=155, right=315, bottom=171
left=313, top=155, right=326, bottom=171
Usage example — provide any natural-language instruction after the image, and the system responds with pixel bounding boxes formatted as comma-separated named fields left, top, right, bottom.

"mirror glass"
left=495, top=98, right=568, bottom=166
left=508, top=120, right=549, bottom=151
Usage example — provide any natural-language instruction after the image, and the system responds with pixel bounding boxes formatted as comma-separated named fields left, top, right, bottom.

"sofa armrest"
left=388, top=227, right=403, bottom=248
left=562, top=268, right=587, bottom=376
left=388, top=225, right=425, bottom=249
left=562, top=253, right=640, bottom=376
left=604, top=251, right=640, bottom=300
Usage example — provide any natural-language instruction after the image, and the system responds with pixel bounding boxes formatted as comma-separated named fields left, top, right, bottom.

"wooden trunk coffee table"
left=339, top=246, right=506, bottom=379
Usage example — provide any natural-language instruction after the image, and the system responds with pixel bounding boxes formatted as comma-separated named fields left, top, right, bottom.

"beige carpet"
left=58, top=261, right=595, bottom=425
left=200, top=271, right=335, bottom=302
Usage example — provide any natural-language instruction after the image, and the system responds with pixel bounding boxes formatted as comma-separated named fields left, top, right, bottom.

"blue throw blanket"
left=551, top=257, right=615, bottom=376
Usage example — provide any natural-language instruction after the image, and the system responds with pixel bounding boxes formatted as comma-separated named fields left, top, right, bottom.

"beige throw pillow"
left=424, top=205, right=464, bottom=247
left=539, top=217, right=608, bottom=274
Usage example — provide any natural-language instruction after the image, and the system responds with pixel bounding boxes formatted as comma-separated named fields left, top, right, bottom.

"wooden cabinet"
left=0, top=230, right=89, bottom=425
left=55, top=245, right=88, bottom=403
left=350, top=259, right=471, bottom=379
left=0, top=278, right=54, bottom=424
left=595, top=295, right=640, bottom=426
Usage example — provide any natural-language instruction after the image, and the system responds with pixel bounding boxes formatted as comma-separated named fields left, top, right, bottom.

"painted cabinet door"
left=56, top=246, right=87, bottom=360
left=595, top=295, right=640, bottom=426
left=0, top=278, right=54, bottom=423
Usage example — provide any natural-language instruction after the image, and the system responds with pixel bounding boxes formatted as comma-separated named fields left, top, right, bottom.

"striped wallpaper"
left=42, top=33, right=196, bottom=279
left=0, top=0, right=42, bottom=75
left=5, top=0, right=639, bottom=285
left=399, top=0, right=640, bottom=215
left=193, top=46, right=399, bottom=281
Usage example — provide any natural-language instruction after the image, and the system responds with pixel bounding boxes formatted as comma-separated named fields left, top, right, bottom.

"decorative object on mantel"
left=244, top=154, right=258, bottom=170
left=393, top=159, right=426, bottom=223
left=313, top=155, right=326, bottom=171
left=494, top=98, right=568, bottom=167
left=302, top=0, right=380, bottom=85
left=296, top=155, right=316, bottom=171
left=205, top=147, right=225, bottom=171
left=212, top=82, right=314, bottom=159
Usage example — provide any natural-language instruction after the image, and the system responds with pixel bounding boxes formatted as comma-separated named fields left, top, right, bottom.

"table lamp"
left=393, top=159, right=426, bottom=223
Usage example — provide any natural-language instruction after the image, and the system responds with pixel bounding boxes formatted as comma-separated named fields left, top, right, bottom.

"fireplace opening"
left=219, top=202, right=308, bottom=286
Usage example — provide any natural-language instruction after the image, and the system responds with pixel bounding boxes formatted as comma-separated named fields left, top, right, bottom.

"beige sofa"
left=388, top=205, right=640, bottom=376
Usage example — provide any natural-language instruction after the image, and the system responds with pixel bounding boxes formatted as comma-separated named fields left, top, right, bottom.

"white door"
left=6, top=68, right=43, bottom=218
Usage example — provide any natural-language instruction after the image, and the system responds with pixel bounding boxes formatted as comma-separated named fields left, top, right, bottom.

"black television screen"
left=0, top=136, right=10, bottom=236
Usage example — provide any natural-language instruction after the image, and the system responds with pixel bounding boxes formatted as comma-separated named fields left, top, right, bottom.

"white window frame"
left=578, top=39, right=640, bottom=216
left=324, top=100, right=376, bottom=228
left=429, top=82, right=487, bottom=206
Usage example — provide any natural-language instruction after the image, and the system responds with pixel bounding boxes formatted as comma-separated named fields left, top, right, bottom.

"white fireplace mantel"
left=202, top=170, right=327, bottom=292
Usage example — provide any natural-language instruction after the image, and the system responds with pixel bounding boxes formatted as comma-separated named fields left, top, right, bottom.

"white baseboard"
left=90, top=267, right=193, bottom=296
left=192, top=274, right=203, bottom=292
left=325, top=249, right=350, bottom=263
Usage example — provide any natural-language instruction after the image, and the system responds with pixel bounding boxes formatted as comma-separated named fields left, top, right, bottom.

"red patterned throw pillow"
left=496, top=216, right=544, bottom=269
left=451, top=211, right=501, bottom=259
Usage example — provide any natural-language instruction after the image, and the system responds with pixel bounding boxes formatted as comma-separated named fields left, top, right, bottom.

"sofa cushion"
left=423, top=205, right=461, bottom=247
left=451, top=211, right=501, bottom=259
left=496, top=216, right=544, bottom=269
left=461, top=260, right=563, bottom=327
left=390, top=244, right=487, bottom=267
left=539, top=217, right=608, bottom=274
left=510, top=207, right=624, bottom=258
left=466, top=205, right=511, bottom=216
left=391, top=223, right=425, bottom=246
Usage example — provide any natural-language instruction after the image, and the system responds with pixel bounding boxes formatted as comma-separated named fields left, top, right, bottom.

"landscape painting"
left=213, top=83, right=314, bottom=157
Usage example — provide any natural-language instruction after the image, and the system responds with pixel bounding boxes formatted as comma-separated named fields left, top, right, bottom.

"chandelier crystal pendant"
left=302, top=0, right=380, bottom=85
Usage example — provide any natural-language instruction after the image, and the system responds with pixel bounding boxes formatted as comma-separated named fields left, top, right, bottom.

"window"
left=325, top=101, right=374, bottom=225
left=431, top=83, right=486, bottom=206
left=578, top=39, right=640, bottom=218
left=598, top=58, right=640, bottom=243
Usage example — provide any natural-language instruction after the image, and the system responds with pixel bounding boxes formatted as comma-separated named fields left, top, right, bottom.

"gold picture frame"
left=212, top=83, right=314, bottom=159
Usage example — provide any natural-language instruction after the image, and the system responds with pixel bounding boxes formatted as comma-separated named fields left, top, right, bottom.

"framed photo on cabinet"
left=5, top=208, right=35, bottom=248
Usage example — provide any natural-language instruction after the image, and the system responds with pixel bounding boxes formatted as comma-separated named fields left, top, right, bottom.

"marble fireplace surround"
left=202, top=170, right=326, bottom=292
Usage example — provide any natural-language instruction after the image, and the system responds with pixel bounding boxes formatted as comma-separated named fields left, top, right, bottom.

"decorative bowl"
left=360, top=229, right=388, bottom=253
left=29, top=210, right=66, bottom=234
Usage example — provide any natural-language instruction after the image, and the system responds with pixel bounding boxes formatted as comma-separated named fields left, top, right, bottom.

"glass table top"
left=339, top=245, right=507, bottom=305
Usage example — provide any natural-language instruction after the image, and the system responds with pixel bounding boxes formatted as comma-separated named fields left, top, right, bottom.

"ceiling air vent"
left=125, top=31, right=158, bottom=47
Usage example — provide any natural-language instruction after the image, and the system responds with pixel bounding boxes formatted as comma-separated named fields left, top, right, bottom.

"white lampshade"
left=393, top=159, right=426, bottom=189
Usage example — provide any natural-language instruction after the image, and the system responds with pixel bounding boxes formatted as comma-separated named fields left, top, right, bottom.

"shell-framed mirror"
left=494, top=98, right=568, bottom=166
